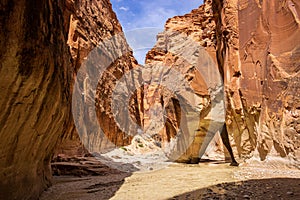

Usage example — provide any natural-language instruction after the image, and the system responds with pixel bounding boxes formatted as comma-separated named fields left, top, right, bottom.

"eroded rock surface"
left=0, top=0, right=140, bottom=199
left=143, top=0, right=300, bottom=164
left=143, top=2, right=228, bottom=162
left=214, top=0, right=300, bottom=161
left=0, top=1, right=73, bottom=199
left=56, top=0, right=141, bottom=157
left=1, top=0, right=300, bottom=199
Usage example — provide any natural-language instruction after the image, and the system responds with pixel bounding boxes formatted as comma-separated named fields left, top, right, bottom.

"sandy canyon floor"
left=40, top=156, right=300, bottom=200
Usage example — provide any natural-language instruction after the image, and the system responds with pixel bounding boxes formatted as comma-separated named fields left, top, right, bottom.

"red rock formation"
left=219, top=0, right=300, bottom=160
left=144, top=0, right=300, bottom=164
left=143, top=2, right=227, bottom=162
left=1, top=0, right=300, bottom=198
left=0, top=1, right=73, bottom=199
left=55, top=0, right=141, bottom=157
left=0, top=0, right=140, bottom=199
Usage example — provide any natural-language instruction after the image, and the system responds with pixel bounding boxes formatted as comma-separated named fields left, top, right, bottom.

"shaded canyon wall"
left=0, top=0, right=140, bottom=199
left=0, top=1, right=73, bottom=199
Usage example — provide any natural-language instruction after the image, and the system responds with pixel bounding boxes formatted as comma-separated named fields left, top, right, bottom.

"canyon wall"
left=220, top=0, right=300, bottom=161
left=1, top=0, right=300, bottom=199
left=56, top=0, right=141, bottom=157
left=144, top=2, right=224, bottom=162
left=0, top=0, right=140, bottom=199
left=144, top=0, right=300, bottom=163
left=0, top=1, right=72, bottom=199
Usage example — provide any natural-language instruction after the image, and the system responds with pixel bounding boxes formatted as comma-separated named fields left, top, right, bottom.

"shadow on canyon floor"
left=40, top=155, right=137, bottom=200
left=169, top=178, right=300, bottom=200
left=41, top=157, right=300, bottom=200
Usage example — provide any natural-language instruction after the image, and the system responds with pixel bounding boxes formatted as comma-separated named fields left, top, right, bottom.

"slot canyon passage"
left=1, top=0, right=300, bottom=199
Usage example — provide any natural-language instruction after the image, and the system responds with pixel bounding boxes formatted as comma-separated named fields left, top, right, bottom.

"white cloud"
left=143, top=7, right=177, bottom=28
left=125, top=28, right=163, bottom=50
left=119, top=6, right=129, bottom=11
left=124, top=27, right=163, bottom=64
left=111, top=0, right=204, bottom=64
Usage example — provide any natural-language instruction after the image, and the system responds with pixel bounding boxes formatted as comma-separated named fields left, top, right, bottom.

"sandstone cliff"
left=213, top=0, right=300, bottom=161
left=144, top=0, right=238, bottom=162
left=0, top=0, right=140, bottom=199
left=144, top=0, right=300, bottom=164
left=56, top=0, right=141, bottom=156
left=1, top=0, right=300, bottom=199
left=0, top=1, right=73, bottom=199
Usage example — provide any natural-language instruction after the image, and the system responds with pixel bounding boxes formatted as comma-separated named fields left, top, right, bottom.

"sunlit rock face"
left=144, top=2, right=225, bottom=162
left=144, top=0, right=300, bottom=164
left=213, top=0, right=300, bottom=162
left=0, top=0, right=140, bottom=199
left=55, top=0, right=142, bottom=157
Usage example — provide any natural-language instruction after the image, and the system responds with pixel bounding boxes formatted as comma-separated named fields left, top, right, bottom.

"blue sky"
left=111, top=0, right=203, bottom=64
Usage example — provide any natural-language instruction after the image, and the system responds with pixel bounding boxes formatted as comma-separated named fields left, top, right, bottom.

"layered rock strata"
left=0, top=1, right=72, bottom=199
left=0, top=0, right=140, bottom=199
left=144, top=1, right=225, bottom=162
left=56, top=0, right=141, bottom=156
left=219, top=0, right=300, bottom=160
left=144, top=0, right=300, bottom=163
left=1, top=0, right=300, bottom=199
